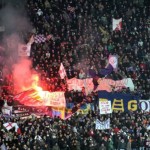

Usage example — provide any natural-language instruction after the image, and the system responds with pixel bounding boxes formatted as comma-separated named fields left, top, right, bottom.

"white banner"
left=99, top=100, right=112, bottom=114
left=18, top=43, right=31, bottom=56
left=95, top=118, right=110, bottom=130
left=139, top=100, right=150, bottom=112
left=67, top=78, right=94, bottom=95
left=14, top=90, right=66, bottom=107
left=41, top=91, right=66, bottom=107
left=113, top=18, right=122, bottom=31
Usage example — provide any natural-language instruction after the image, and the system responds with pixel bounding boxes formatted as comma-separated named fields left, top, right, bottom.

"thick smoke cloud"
left=0, top=1, right=31, bottom=34
left=0, top=2, right=35, bottom=93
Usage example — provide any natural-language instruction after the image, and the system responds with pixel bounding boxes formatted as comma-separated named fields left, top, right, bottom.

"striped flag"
left=59, top=63, right=67, bottom=79
left=51, top=107, right=65, bottom=119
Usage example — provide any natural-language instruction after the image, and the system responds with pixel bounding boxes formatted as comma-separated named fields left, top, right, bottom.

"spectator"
left=99, top=143, right=106, bottom=150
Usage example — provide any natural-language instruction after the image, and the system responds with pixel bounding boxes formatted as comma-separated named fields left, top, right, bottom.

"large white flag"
left=3, top=122, right=16, bottom=131
left=18, top=35, right=34, bottom=57
left=112, top=18, right=122, bottom=31
left=18, top=43, right=31, bottom=56
left=59, top=63, right=67, bottom=79
left=95, top=118, right=110, bottom=130
left=3, top=122, right=20, bottom=133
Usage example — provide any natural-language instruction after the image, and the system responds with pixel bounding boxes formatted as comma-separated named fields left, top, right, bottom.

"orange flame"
left=20, top=74, right=44, bottom=101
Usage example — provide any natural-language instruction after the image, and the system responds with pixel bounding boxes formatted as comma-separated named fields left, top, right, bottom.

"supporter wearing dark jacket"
left=118, top=139, right=126, bottom=150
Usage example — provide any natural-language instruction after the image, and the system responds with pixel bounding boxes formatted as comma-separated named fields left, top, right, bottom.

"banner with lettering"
left=98, top=91, right=139, bottom=112
left=14, top=89, right=66, bottom=107
left=99, top=100, right=112, bottom=114
left=95, top=118, right=110, bottom=130
left=95, top=78, right=134, bottom=92
left=139, top=100, right=150, bottom=112
left=67, top=78, right=94, bottom=95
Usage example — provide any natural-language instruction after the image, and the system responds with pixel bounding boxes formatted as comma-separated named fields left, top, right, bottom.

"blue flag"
left=99, top=64, right=113, bottom=76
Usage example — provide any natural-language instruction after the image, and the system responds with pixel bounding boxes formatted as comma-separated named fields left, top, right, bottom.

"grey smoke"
left=0, top=3, right=32, bottom=34
left=0, top=2, right=33, bottom=84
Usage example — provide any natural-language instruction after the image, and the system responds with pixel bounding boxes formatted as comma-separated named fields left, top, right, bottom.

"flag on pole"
left=3, top=122, right=21, bottom=134
left=112, top=18, right=122, bottom=31
left=34, top=34, right=46, bottom=43
left=18, top=43, right=31, bottom=56
left=3, top=122, right=14, bottom=131
left=18, top=35, right=34, bottom=57
left=59, top=63, right=67, bottom=79
left=108, top=55, right=118, bottom=70
left=99, top=64, right=113, bottom=76
left=99, top=55, right=118, bottom=76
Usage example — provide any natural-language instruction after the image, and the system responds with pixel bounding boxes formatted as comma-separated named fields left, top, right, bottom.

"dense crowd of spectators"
left=0, top=111, right=150, bottom=150
left=0, top=0, right=150, bottom=149
left=27, top=0, right=150, bottom=99
left=0, top=0, right=149, bottom=99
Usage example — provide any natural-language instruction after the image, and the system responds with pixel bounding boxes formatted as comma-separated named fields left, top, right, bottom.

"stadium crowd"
left=28, top=0, right=150, bottom=99
left=0, top=0, right=150, bottom=149
left=0, top=111, right=150, bottom=150
left=0, top=0, right=149, bottom=99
